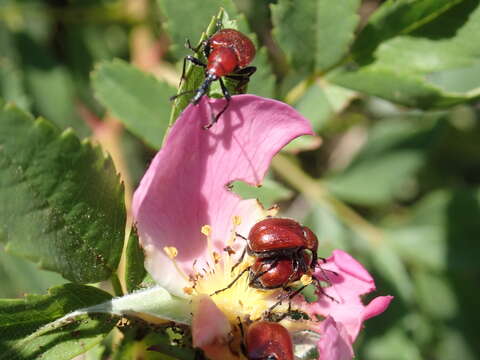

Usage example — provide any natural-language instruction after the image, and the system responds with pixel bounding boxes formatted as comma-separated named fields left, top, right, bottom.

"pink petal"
left=317, top=317, right=354, bottom=360
left=191, top=294, right=231, bottom=348
left=363, top=295, right=394, bottom=321
left=306, top=250, right=393, bottom=342
left=132, top=95, right=313, bottom=296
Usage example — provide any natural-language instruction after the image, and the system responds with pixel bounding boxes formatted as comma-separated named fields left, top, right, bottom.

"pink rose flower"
left=132, top=95, right=392, bottom=359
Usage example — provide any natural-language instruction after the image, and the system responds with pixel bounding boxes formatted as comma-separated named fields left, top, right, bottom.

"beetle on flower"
left=132, top=95, right=393, bottom=360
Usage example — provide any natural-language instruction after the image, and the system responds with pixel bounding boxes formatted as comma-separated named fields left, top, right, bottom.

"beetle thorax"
left=207, top=47, right=238, bottom=77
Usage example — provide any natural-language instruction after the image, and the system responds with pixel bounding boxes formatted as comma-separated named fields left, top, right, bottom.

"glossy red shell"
left=303, top=226, right=319, bottom=252
left=248, top=218, right=315, bottom=255
left=246, top=321, right=294, bottom=360
left=206, top=47, right=238, bottom=77
left=207, top=28, right=256, bottom=68
left=250, top=258, right=301, bottom=289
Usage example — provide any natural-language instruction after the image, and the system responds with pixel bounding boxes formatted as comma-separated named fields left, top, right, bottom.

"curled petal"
left=132, top=95, right=313, bottom=296
left=317, top=317, right=354, bottom=360
left=363, top=295, right=394, bottom=321
left=191, top=294, right=231, bottom=349
left=307, top=250, right=393, bottom=342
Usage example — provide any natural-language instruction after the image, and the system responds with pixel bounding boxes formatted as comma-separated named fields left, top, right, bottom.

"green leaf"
left=289, top=78, right=355, bottom=149
left=370, top=241, right=414, bottom=302
left=388, top=188, right=480, bottom=272
left=326, top=113, right=443, bottom=206
left=271, top=0, right=361, bottom=74
left=84, top=343, right=108, bottom=360
left=0, top=101, right=126, bottom=283
left=351, top=0, right=463, bottom=64
left=0, top=246, right=66, bottom=298
left=92, top=60, right=175, bottom=149
left=332, top=0, right=480, bottom=108
left=0, top=58, right=31, bottom=111
left=83, top=286, right=191, bottom=325
left=158, top=0, right=240, bottom=59
left=330, top=67, right=477, bottom=108
left=414, top=271, right=457, bottom=319
left=363, top=327, right=423, bottom=360
left=434, top=327, right=478, bottom=360
left=303, top=204, right=354, bottom=253
left=294, top=80, right=356, bottom=131
left=113, top=328, right=196, bottom=360
left=302, top=200, right=414, bottom=301
left=15, top=33, right=90, bottom=137
left=0, top=284, right=115, bottom=360
left=125, top=227, right=146, bottom=293
left=247, top=47, right=275, bottom=98
left=231, top=177, right=293, bottom=209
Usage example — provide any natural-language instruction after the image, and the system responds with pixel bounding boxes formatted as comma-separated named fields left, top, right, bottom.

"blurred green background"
left=1, top=0, right=480, bottom=359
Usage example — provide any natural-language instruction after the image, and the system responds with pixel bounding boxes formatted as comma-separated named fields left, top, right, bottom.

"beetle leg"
left=311, top=275, right=338, bottom=303
left=185, top=38, right=208, bottom=54
left=204, top=77, right=231, bottom=129
left=226, top=66, right=257, bottom=94
left=236, top=317, right=248, bottom=357
left=169, top=89, right=196, bottom=102
left=210, top=266, right=250, bottom=296
left=248, top=258, right=278, bottom=286
left=215, top=18, right=223, bottom=32
left=286, top=257, right=301, bottom=285
left=232, top=66, right=257, bottom=77
left=265, top=299, right=293, bottom=322
left=178, top=55, right=206, bottom=87
left=231, top=247, right=247, bottom=273
left=267, top=284, right=308, bottom=315
left=235, top=232, right=248, bottom=241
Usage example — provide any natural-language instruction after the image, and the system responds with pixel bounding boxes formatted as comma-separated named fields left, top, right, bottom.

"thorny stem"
left=271, top=153, right=383, bottom=247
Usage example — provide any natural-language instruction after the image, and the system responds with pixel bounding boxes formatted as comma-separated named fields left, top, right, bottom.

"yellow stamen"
left=201, top=225, right=216, bottom=265
left=227, top=215, right=242, bottom=248
left=183, top=287, right=194, bottom=295
left=201, top=225, right=212, bottom=236
left=164, top=246, right=178, bottom=259
left=265, top=204, right=279, bottom=217
left=300, top=274, right=313, bottom=286
left=163, top=246, right=190, bottom=282
left=233, top=216, right=242, bottom=226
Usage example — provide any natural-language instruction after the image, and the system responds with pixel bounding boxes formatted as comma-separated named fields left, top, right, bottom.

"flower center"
left=191, top=222, right=286, bottom=323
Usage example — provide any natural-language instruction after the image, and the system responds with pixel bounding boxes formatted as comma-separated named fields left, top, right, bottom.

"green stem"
left=111, top=273, right=124, bottom=297
left=271, top=153, right=383, bottom=246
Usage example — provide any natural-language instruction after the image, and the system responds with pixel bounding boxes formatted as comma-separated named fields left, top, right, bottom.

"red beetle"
left=212, top=218, right=319, bottom=295
left=249, top=257, right=301, bottom=289
left=245, top=321, right=294, bottom=360
left=172, top=28, right=256, bottom=129
left=249, top=252, right=314, bottom=290
left=246, top=218, right=318, bottom=289
left=247, top=218, right=318, bottom=260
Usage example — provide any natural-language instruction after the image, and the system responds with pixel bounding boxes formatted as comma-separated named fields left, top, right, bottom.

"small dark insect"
left=243, top=321, right=294, bottom=360
left=171, top=27, right=256, bottom=129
